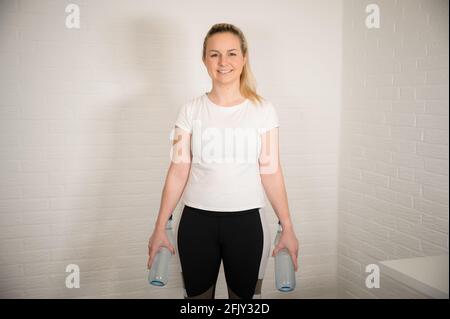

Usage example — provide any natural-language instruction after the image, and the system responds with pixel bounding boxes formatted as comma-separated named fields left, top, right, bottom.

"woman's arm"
left=153, top=162, right=191, bottom=231
left=260, top=164, right=293, bottom=229
left=259, top=127, right=299, bottom=271
left=154, top=126, right=192, bottom=231
left=147, top=127, right=191, bottom=269
left=259, top=127, right=293, bottom=228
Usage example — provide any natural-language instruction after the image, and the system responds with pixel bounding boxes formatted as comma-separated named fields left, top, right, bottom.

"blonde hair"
left=202, top=23, right=264, bottom=105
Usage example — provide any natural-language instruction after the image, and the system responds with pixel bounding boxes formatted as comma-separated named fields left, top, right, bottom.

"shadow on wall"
left=78, top=16, right=187, bottom=298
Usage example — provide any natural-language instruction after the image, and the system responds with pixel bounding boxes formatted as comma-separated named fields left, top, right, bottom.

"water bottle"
left=274, top=221, right=296, bottom=292
left=148, top=215, right=174, bottom=287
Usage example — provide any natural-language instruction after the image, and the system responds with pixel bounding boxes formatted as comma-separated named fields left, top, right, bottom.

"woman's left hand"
left=272, top=226, right=299, bottom=272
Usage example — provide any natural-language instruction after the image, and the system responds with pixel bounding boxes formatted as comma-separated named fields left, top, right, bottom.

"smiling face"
left=203, top=32, right=247, bottom=86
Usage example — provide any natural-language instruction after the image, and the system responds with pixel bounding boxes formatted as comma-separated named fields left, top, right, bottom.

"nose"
left=218, top=55, right=228, bottom=66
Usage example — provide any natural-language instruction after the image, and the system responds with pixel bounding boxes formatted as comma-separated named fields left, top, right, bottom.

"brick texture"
left=339, top=0, right=448, bottom=298
left=0, top=0, right=342, bottom=298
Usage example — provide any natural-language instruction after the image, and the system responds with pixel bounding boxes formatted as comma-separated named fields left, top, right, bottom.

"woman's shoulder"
left=249, top=97, right=276, bottom=112
left=180, top=93, right=206, bottom=110
left=174, top=95, right=203, bottom=119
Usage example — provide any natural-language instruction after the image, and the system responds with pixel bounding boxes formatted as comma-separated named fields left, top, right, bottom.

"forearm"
left=154, top=164, right=190, bottom=231
left=260, top=165, right=294, bottom=230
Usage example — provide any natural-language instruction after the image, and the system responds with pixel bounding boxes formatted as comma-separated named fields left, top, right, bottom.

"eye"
left=210, top=54, right=218, bottom=57
left=229, top=53, right=237, bottom=56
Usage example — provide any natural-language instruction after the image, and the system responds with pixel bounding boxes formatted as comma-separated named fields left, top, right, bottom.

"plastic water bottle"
left=148, top=215, right=174, bottom=287
left=274, top=221, right=296, bottom=292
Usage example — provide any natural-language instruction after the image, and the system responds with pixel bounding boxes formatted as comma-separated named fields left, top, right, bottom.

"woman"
left=147, top=23, right=299, bottom=299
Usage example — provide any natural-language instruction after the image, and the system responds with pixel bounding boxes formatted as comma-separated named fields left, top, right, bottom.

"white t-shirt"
left=173, top=92, right=279, bottom=212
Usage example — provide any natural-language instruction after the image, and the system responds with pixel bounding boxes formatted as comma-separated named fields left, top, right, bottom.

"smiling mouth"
left=217, top=70, right=233, bottom=74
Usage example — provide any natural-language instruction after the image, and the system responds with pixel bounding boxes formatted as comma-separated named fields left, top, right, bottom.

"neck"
left=208, top=81, right=245, bottom=106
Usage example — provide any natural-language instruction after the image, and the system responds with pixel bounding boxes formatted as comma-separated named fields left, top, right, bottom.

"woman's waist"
left=183, top=204, right=260, bottom=216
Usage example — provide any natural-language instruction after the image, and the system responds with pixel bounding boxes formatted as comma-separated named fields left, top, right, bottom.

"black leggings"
left=175, top=205, right=271, bottom=299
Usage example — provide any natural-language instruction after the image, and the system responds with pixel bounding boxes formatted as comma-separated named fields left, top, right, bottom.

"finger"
left=290, top=252, right=298, bottom=271
left=148, top=252, right=155, bottom=270
left=272, top=245, right=282, bottom=257
left=148, top=255, right=153, bottom=270
left=272, top=247, right=279, bottom=257
left=148, top=246, right=155, bottom=258
left=161, top=242, right=174, bottom=255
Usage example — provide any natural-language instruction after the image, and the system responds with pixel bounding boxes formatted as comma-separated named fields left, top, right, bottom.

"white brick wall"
left=0, top=0, right=342, bottom=298
left=339, top=0, right=449, bottom=298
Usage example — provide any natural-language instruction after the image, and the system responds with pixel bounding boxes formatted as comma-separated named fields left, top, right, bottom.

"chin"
left=214, top=77, right=239, bottom=85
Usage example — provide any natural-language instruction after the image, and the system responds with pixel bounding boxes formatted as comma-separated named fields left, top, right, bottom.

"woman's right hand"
left=147, top=228, right=176, bottom=270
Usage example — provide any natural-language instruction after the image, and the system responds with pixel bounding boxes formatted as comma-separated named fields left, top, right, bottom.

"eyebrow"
left=208, top=49, right=238, bottom=53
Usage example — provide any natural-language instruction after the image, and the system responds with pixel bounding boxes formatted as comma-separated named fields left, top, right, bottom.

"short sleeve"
left=174, top=103, right=192, bottom=133
left=260, top=102, right=279, bottom=134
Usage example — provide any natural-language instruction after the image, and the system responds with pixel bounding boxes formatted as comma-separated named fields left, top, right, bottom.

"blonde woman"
left=147, top=23, right=298, bottom=299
